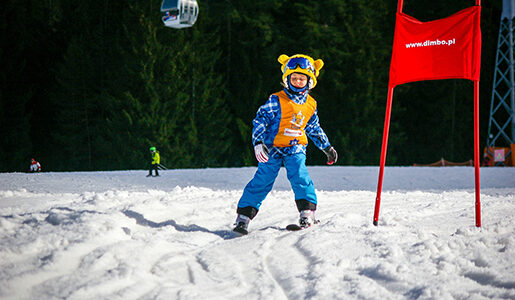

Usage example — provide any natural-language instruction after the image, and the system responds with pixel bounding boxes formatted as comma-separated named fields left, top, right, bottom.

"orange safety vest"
left=272, top=90, right=317, bottom=147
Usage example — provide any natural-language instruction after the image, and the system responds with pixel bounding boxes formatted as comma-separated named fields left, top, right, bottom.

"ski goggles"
left=284, top=57, right=315, bottom=74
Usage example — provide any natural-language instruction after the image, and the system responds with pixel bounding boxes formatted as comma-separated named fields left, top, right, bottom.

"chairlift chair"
left=161, top=0, right=198, bottom=29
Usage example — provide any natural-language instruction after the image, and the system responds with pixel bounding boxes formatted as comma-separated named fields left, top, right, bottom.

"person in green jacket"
left=147, top=146, right=160, bottom=177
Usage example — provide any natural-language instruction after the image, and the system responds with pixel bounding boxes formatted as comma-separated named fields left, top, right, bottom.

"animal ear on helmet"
left=278, top=54, right=290, bottom=65
left=314, top=59, right=324, bottom=76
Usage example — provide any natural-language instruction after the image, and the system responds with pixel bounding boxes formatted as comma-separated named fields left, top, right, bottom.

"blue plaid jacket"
left=252, top=88, right=331, bottom=158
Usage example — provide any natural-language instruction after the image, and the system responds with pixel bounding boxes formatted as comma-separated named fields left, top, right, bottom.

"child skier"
left=29, top=158, right=41, bottom=172
left=233, top=54, right=338, bottom=235
left=147, top=146, right=160, bottom=177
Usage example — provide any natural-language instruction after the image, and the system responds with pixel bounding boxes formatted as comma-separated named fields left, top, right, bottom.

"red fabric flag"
left=389, top=6, right=481, bottom=87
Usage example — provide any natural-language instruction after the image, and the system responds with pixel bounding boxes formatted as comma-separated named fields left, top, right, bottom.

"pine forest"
left=0, top=0, right=502, bottom=171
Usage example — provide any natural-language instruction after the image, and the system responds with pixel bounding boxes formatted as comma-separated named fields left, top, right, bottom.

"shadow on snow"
left=123, top=209, right=239, bottom=239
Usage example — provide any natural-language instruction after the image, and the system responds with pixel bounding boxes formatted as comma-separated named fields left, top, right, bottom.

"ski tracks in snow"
left=1, top=170, right=514, bottom=299
left=263, top=229, right=314, bottom=299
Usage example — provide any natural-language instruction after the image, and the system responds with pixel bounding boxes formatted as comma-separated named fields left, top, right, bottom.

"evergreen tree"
left=0, top=0, right=502, bottom=170
left=51, top=0, right=130, bottom=170
left=115, top=0, right=233, bottom=169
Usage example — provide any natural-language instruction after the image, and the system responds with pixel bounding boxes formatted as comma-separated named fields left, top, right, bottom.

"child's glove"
left=323, top=146, right=338, bottom=165
left=254, top=142, right=269, bottom=163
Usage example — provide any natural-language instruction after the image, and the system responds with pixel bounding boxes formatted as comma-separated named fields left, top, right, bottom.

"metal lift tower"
left=486, top=0, right=515, bottom=164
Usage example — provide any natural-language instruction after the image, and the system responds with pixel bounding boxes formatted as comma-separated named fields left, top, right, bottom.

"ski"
left=233, top=221, right=249, bottom=235
left=286, top=224, right=303, bottom=231
left=233, top=227, right=248, bottom=235
left=232, top=220, right=320, bottom=235
left=285, top=219, right=320, bottom=231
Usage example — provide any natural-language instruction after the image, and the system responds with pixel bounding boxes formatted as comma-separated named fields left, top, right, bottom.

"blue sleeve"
left=305, top=109, right=331, bottom=150
left=252, top=95, right=280, bottom=146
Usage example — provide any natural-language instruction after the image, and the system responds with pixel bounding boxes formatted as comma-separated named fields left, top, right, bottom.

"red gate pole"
left=373, top=86, right=394, bottom=226
left=397, top=0, right=404, bottom=13
left=373, top=0, right=403, bottom=227
left=474, top=80, right=481, bottom=227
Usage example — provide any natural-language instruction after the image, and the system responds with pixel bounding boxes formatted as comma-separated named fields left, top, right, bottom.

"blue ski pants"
left=238, top=153, right=317, bottom=211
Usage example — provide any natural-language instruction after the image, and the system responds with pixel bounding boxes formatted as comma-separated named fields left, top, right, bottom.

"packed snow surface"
left=0, top=166, right=514, bottom=299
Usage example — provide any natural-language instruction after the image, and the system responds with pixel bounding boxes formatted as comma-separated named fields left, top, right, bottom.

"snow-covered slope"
left=0, top=167, right=514, bottom=299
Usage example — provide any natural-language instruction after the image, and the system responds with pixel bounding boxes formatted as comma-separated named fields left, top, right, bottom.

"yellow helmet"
left=278, top=54, right=324, bottom=89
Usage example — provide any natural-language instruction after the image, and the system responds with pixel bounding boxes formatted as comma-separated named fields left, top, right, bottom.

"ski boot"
left=233, top=214, right=250, bottom=235
left=299, top=210, right=316, bottom=229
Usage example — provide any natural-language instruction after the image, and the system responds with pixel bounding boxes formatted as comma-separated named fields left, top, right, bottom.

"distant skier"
left=29, top=158, right=41, bottom=172
left=147, top=146, right=160, bottom=177
left=482, top=152, right=492, bottom=167
left=233, top=54, right=338, bottom=235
